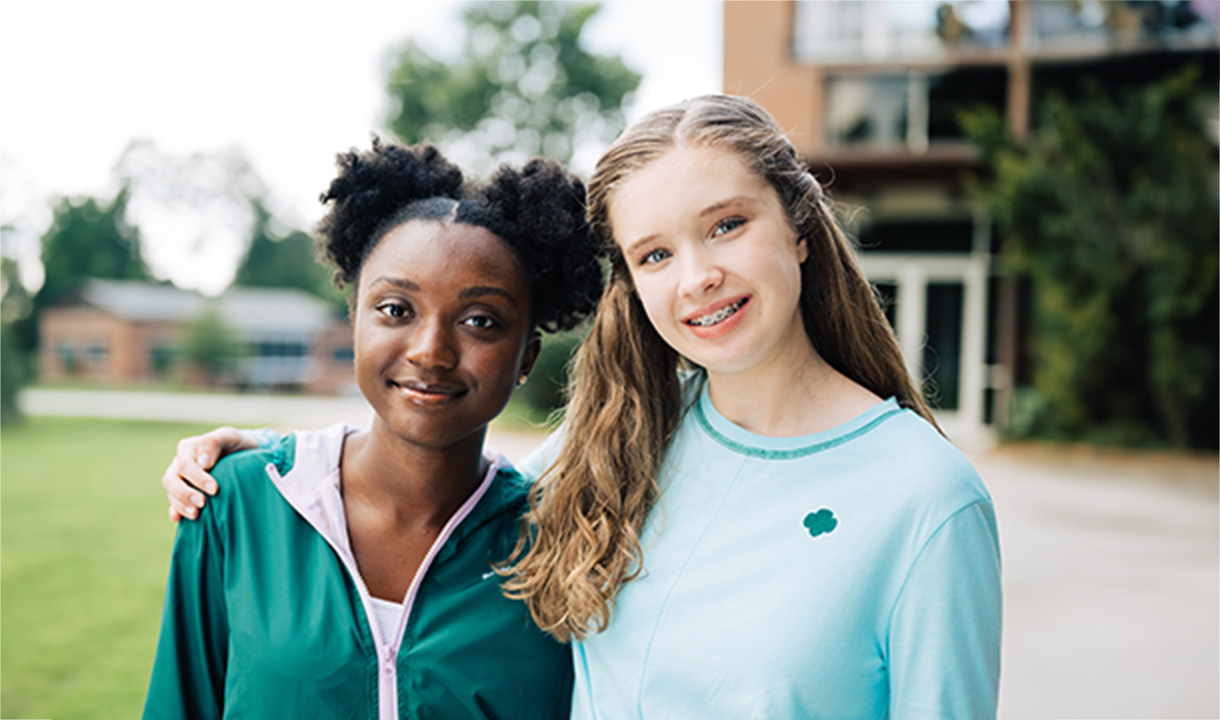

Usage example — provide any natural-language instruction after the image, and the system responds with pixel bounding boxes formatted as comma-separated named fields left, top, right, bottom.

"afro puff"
left=314, top=139, right=604, bottom=334
left=480, top=158, right=603, bottom=332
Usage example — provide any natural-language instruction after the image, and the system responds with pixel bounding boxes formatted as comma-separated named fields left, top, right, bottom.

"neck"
left=705, top=334, right=882, bottom=438
left=340, top=422, right=489, bottom=528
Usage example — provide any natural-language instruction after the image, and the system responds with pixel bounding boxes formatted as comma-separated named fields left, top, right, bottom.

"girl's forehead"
left=611, top=147, right=767, bottom=215
left=363, top=220, right=525, bottom=285
left=382, top=219, right=507, bottom=256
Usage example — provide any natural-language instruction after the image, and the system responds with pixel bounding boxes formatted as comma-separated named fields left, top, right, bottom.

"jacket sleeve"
left=247, top=427, right=284, bottom=450
left=886, top=500, right=1003, bottom=719
left=143, top=497, right=229, bottom=719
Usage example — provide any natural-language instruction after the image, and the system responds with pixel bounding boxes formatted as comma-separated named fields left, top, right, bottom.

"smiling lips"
left=685, top=297, right=749, bottom=328
left=391, top=379, right=468, bottom=406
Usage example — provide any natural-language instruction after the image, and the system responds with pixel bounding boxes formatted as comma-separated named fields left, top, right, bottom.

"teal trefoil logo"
left=803, top=508, right=838, bottom=538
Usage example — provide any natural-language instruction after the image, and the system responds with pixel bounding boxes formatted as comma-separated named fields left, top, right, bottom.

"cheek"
left=751, top=241, right=804, bottom=298
left=474, top=340, right=528, bottom=387
left=629, top=276, right=673, bottom=330
left=352, top=321, right=402, bottom=377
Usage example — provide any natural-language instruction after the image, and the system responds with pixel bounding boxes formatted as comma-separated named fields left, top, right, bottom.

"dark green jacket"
left=143, top=424, right=572, bottom=719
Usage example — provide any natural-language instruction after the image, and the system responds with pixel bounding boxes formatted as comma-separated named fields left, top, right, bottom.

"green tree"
left=36, top=186, right=150, bottom=311
left=179, top=306, right=243, bottom=387
left=1, top=320, right=26, bottom=425
left=1, top=256, right=29, bottom=425
left=233, top=200, right=345, bottom=311
left=384, top=1, right=640, bottom=172
left=16, top=186, right=154, bottom=360
left=965, top=67, right=1219, bottom=448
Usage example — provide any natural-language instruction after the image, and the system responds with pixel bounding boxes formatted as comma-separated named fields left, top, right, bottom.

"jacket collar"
left=266, top=423, right=529, bottom=552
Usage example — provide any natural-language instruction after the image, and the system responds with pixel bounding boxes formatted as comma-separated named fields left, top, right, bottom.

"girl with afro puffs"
left=143, top=140, right=602, bottom=720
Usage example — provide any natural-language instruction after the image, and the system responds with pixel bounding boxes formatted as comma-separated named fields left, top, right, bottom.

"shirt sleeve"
left=886, top=500, right=1003, bottom=719
left=143, top=498, right=229, bottom=719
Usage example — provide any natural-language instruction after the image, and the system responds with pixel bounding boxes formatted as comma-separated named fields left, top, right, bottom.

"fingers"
left=163, top=453, right=210, bottom=521
left=195, top=427, right=255, bottom=471
left=165, top=432, right=225, bottom=522
left=163, top=426, right=261, bottom=522
left=175, top=436, right=220, bottom=495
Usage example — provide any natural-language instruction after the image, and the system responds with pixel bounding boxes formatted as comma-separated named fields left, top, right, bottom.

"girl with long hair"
left=164, top=96, right=1001, bottom=719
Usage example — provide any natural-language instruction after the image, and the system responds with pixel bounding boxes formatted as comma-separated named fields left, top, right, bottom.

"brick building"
left=722, top=0, right=1219, bottom=436
left=40, top=279, right=355, bottom=394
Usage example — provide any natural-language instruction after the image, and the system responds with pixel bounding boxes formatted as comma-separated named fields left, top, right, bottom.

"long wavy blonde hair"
left=501, top=95, right=937, bottom=642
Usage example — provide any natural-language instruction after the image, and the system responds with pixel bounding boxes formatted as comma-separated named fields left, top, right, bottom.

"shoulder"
left=481, top=463, right=534, bottom=517
left=849, top=410, right=999, bottom=590
left=850, top=407, right=991, bottom=518
left=207, top=431, right=304, bottom=514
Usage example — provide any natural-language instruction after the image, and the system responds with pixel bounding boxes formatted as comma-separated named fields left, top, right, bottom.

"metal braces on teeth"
left=689, top=299, right=746, bottom=326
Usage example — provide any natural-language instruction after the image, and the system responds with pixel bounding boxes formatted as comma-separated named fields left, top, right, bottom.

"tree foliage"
left=179, top=306, right=243, bottom=386
left=1, top=255, right=28, bottom=424
left=384, top=1, right=640, bottom=173
left=964, top=67, right=1219, bottom=448
left=36, top=187, right=150, bottom=311
left=233, top=200, right=345, bottom=312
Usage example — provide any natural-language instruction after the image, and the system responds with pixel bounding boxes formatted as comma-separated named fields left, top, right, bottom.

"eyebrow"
left=460, top=285, right=519, bottom=306
left=369, top=276, right=421, bottom=292
left=369, top=277, right=518, bottom=306
left=621, top=195, right=757, bottom=257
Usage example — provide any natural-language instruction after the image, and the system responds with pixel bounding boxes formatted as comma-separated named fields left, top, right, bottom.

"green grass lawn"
left=1, top=417, right=218, bottom=720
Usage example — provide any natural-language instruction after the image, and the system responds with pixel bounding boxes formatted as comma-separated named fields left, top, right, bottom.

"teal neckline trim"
left=692, top=391, right=904, bottom=460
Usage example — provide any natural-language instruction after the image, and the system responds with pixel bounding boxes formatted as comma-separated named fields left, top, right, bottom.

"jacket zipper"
left=267, top=459, right=501, bottom=720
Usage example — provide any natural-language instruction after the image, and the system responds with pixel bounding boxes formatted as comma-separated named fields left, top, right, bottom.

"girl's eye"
left=376, top=302, right=410, bottom=319
left=463, top=315, right=499, bottom=330
left=712, top=217, right=746, bottom=236
left=642, top=248, right=671, bottom=265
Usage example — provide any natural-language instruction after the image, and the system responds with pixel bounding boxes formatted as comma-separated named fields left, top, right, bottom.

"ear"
left=796, top=236, right=809, bottom=263
left=519, top=332, right=542, bottom=379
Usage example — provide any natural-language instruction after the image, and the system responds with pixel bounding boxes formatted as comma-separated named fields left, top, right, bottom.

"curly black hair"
left=315, top=138, right=604, bottom=333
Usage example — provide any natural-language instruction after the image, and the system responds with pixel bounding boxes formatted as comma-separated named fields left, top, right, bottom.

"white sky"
left=0, top=0, right=723, bottom=294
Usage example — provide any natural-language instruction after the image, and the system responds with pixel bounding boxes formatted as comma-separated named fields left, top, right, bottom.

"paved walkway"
left=18, top=388, right=1220, bottom=719
left=976, top=446, right=1218, bottom=720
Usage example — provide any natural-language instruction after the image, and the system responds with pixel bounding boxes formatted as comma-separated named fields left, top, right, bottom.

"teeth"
left=689, top=299, right=746, bottom=327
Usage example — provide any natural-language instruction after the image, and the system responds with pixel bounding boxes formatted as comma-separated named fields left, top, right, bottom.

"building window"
left=58, top=341, right=77, bottom=374
left=826, top=67, right=1006, bottom=150
left=1031, top=0, right=1220, bottom=52
left=857, top=219, right=977, bottom=253
left=331, top=347, right=354, bottom=363
left=826, top=74, right=909, bottom=148
left=923, top=282, right=965, bottom=411
left=793, top=0, right=1010, bottom=63
left=252, top=341, right=308, bottom=358
left=88, top=340, right=107, bottom=362
left=150, top=344, right=176, bottom=376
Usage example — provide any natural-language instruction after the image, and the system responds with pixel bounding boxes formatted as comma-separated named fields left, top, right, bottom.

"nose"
left=677, top=245, right=724, bottom=299
left=405, top=318, right=458, bottom=371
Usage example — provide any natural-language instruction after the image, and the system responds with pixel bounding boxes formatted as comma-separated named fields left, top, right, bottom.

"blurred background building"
left=38, top=279, right=353, bottom=394
left=724, top=0, right=1219, bottom=442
